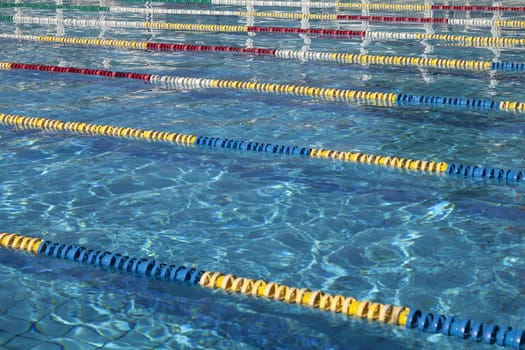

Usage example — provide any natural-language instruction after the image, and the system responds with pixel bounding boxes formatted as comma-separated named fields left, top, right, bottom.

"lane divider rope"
left=0, top=232, right=523, bottom=349
left=2, top=3, right=525, bottom=28
left=1, top=61, right=525, bottom=113
left=47, top=0, right=525, bottom=13
left=3, top=34, right=525, bottom=73
left=335, top=3, right=525, bottom=13
left=73, top=0, right=335, bottom=8
left=5, top=15, right=525, bottom=47
left=0, top=112, right=523, bottom=183
left=5, top=15, right=366, bottom=38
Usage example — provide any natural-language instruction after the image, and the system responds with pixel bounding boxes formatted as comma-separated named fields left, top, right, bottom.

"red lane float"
left=336, top=15, right=449, bottom=23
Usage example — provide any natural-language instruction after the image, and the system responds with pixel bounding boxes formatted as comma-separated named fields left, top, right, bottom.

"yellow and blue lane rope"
left=3, top=34, right=525, bottom=73
left=0, top=113, right=523, bottom=183
left=1, top=61, right=525, bottom=112
left=0, top=232, right=523, bottom=348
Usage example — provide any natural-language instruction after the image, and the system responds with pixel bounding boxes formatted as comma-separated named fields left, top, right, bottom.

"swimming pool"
left=0, top=0, right=524, bottom=348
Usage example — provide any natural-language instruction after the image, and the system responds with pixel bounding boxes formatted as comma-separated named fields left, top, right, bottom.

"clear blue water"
left=0, top=1, right=524, bottom=349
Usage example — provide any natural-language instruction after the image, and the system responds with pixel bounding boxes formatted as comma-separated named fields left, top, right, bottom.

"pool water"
left=0, top=0, right=524, bottom=349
